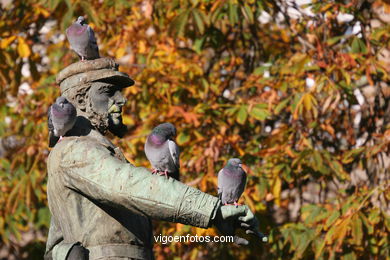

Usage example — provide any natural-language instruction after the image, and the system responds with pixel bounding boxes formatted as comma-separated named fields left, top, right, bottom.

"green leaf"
left=241, top=4, right=254, bottom=24
left=61, top=7, right=74, bottom=31
left=236, top=105, right=248, bottom=124
left=225, top=106, right=238, bottom=116
left=371, top=26, right=390, bottom=41
left=190, top=0, right=200, bottom=6
left=210, top=83, right=220, bottom=94
left=177, top=131, right=190, bottom=145
left=250, top=104, right=270, bottom=121
left=192, top=9, right=205, bottom=34
left=253, top=65, right=270, bottom=75
left=47, top=0, right=61, bottom=10
left=36, top=207, right=50, bottom=229
left=351, top=37, right=367, bottom=54
left=171, top=9, right=191, bottom=36
left=274, top=98, right=290, bottom=114
left=326, top=35, right=346, bottom=46
left=303, top=205, right=323, bottom=225
left=368, top=208, right=381, bottom=225
left=211, top=5, right=223, bottom=23
left=325, top=210, right=340, bottom=229
left=342, top=147, right=364, bottom=164
left=193, top=37, right=205, bottom=54
left=313, top=151, right=323, bottom=170
left=228, top=1, right=238, bottom=25
left=343, top=251, right=357, bottom=260
left=314, top=237, right=326, bottom=258
left=351, top=215, right=363, bottom=245
left=384, top=213, right=390, bottom=232
left=296, top=228, right=316, bottom=258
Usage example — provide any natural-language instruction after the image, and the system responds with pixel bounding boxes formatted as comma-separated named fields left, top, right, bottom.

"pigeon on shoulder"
left=218, top=158, right=247, bottom=206
left=66, top=16, right=100, bottom=61
left=145, top=123, right=180, bottom=180
left=48, top=96, right=77, bottom=147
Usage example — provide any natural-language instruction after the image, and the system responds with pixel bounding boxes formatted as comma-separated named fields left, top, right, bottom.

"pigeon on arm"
left=144, top=122, right=180, bottom=180
left=218, top=158, right=247, bottom=206
left=48, top=96, right=77, bottom=147
left=217, top=159, right=268, bottom=243
left=66, top=16, right=100, bottom=61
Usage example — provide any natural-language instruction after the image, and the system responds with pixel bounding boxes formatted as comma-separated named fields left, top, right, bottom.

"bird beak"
left=238, top=163, right=243, bottom=168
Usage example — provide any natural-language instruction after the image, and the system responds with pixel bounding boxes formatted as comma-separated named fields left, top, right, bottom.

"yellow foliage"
left=1, top=1, right=389, bottom=259
left=1, top=36, right=16, bottom=49
left=17, top=37, right=31, bottom=58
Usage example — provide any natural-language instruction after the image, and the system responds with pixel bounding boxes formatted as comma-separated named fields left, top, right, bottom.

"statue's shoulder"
left=53, top=136, right=102, bottom=150
left=49, top=136, right=107, bottom=162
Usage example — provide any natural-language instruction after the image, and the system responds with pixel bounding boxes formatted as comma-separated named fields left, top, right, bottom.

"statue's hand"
left=213, top=205, right=264, bottom=245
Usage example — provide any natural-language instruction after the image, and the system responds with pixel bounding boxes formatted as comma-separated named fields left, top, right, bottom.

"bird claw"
left=151, top=169, right=159, bottom=174
left=158, top=170, right=169, bottom=179
left=223, top=202, right=242, bottom=208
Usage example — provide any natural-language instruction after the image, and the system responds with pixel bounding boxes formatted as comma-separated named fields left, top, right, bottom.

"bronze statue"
left=45, top=58, right=261, bottom=259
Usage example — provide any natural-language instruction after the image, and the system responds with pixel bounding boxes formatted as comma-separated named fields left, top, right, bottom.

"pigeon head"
left=55, top=96, right=68, bottom=107
left=77, top=16, right=86, bottom=25
left=152, top=123, right=177, bottom=139
left=226, top=158, right=243, bottom=169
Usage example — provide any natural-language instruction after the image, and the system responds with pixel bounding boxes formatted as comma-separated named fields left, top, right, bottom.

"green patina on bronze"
left=45, top=58, right=259, bottom=260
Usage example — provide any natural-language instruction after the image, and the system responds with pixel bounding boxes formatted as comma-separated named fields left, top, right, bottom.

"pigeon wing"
left=48, top=106, right=59, bottom=147
left=217, top=169, right=224, bottom=199
left=47, top=106, right=53, bottom=133
left=168, top=139, right=180, bottom=169
left=86, top=25, right=100, bottom=59
left=236, top=168, right=247, bottom=200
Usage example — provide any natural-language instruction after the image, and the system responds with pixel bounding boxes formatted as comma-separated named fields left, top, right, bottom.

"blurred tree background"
left=0, top=0, right=389, bottom=259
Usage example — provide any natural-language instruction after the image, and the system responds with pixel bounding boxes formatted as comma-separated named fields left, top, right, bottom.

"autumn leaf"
left=1, top=1, right=389, bottom=259
left=17, top=37, right=31, bottom=58
left=236, top=105, right=248, bottom=124
left=0, top=36, right=16, bottom=49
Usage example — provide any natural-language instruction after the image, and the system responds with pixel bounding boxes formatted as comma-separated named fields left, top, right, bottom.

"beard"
left=86, top=103, right=127, bottom=137
left=88, top=108, right=110, bottom=135
left=108, top=115, right=128, bottom=137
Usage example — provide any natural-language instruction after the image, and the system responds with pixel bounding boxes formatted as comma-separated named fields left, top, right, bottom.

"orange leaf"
left=1, top=36, right=16, bottom=49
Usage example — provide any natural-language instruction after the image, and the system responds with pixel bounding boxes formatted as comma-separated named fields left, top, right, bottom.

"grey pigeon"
left=144, top=123, right=180, bottom=180
left=48, top=96, right=77, bottom=147
left=218, top=158, right=247, bottom=206
left=66, top=16, right=100, bottom=61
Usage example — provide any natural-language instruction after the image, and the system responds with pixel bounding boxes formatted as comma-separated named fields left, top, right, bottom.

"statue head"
left=56, top=58, right=134, bottom=137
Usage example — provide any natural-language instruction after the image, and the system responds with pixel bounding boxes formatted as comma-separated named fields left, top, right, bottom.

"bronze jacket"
left=45, top=130, right=220, bottom=259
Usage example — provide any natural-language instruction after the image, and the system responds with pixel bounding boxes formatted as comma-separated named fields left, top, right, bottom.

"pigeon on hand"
left=66, top=16, right=100, bottom=61
left=48, top=96, right=77, bottom=147
left=144, top=123, right=180, bottom=180
left=218, top=158, right=247, bottom=206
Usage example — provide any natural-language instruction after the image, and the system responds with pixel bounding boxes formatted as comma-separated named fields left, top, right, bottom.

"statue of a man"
left=45, top=58, right=261, bottom=260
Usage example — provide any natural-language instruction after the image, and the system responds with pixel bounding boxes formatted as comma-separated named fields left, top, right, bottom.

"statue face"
left=88, top=83, right=128, bottom=137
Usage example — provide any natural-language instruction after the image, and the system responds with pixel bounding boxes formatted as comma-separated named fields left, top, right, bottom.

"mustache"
left=108, top=104, right=121, bottom=113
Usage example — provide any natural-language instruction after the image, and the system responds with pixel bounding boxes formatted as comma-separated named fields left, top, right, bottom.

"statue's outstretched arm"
left=55, top=137, right=220, bottom=228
